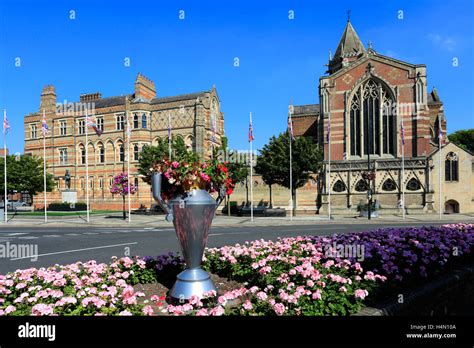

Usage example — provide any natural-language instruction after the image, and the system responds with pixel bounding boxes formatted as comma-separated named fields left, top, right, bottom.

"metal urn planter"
left=151, top=172, right=225, bottom=300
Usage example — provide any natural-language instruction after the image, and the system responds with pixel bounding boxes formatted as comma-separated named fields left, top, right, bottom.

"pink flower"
left=256, top=291, right=268, bottom=301
left=200, top=173, right=210, bottom=182
left=242, top=300, right=253, bottom=310
left=312, top=289, right=322, bottom=300
left=31, top=303, right=54, bottom=316
left=209, top=306, right=225, bottom=316
left=217, top=296, right=227, bottom=305
left=142, top=305, right=154, bottom=316
left=306, top=280, right=315, bottom=287
left=202, top=290, right=217, bottom=298
left=339, top=286, right=347, bottom=293
left=172, top=161, right=179, bottom=168
left=189, top=295, right=203, bottom=307
left=4, top=305, right=16, bottom=314
left=196, top=308, right=209, bottom=316
left=273, top=303, right=285, bottom=315
left=119, top=310, right=133, bottom=316
left=354, top=289, right=369, bottom=300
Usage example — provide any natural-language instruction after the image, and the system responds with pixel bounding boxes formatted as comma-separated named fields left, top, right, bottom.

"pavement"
left=0, top=214, right=472, bottom=275
left=2, top=211, right=473, bottom=227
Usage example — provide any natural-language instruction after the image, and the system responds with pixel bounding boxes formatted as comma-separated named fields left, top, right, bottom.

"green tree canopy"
left=0, top=155, right=54, bottom=202
left=255, top=132, right=323, bottom=214
left=138, top=136, right=198, bottom=183
left=448, top=129, right=474, bottom=153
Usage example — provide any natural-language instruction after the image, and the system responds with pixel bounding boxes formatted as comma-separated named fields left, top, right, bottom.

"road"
left=0, top=221, right=448, bottom=274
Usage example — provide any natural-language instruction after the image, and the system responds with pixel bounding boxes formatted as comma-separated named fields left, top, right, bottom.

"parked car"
left=0, top=201, right=28, bottom=210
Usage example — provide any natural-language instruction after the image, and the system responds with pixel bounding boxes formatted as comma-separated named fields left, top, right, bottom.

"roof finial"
left=347, top=10, right=351, bottom=22
left=368, top=40, right=372, bottom=50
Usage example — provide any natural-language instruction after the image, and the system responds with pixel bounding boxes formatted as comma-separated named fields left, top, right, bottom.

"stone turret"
left=39, top=85, right=57, bottom=114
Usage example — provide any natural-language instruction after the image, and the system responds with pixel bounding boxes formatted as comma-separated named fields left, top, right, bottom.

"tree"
left=0, top=155, right=54, bottom=204
left=256, top=132, right=323, bottom=215
left=110, top=172, right=137, bottom=219
left=138, top=136, right=198, bottom=183
left=448, top=129, right=474, bottom=153
left=215, top=136, right=248, bottom=215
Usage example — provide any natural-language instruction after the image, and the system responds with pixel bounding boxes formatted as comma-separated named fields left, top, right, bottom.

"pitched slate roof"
left=293, top=104, right=320, bottom=116
left=151, top=91, right=209, bottom=104
left=333, top=20, right=365, bottom=59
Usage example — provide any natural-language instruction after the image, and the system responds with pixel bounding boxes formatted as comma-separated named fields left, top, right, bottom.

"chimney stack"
left=134, top=73, right=156, bottom=100
left=80, top=92, right=102, bottom=102
left=39, top=85, right=57, bottom=114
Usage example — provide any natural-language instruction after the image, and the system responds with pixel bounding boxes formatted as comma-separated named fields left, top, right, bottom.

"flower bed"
left=0, top=223, right=472, bottom=316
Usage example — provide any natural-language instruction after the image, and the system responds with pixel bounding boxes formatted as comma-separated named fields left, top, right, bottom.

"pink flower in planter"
left=354, top=289, right=369, bottom=300
left=256, top=292, right=268, bottom=301
left=172, top=161, right=180, bottom=168
left=119, top=310, right=133, bottom=316
left=339, top=286, right=348, bottom=293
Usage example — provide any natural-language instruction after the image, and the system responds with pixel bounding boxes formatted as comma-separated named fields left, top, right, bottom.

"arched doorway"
left=444, top=200, right=459, bottom=214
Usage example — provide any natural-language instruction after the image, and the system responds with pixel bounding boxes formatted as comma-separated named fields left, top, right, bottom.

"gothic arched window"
left=332, top=180, right=346, bottom=192
left=354, top=180, right=369, bottom=192
left=133, top=114, right=139, bottom=129
left=406, top=178, right=421, bottom=191
left=445, top=152, right=459, bottom=181
left=349, top=79, right=395, bottom=157
left=142, top=113, right=147, bottom=129
left=382, top=178, right=396, bottom=191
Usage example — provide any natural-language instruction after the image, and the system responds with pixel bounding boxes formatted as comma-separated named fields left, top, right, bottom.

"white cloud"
left=428, top=34, right=456, bottom=52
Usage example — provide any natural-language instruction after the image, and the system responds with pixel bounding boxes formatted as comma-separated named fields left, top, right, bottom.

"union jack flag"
left=41, top=110, right=49, bottom=136
left=248, top=113, right=254, bottom=142
left=288, top=116, right=295, bottom=141
left=3, top=110, right=10, bottom=135
left=326, top=117, right=331, bottom=143
left=168, top=113, right=172, bottom=142
left=86, top=115, right=103, bottom=136
left=400, top=123, right=405, bottom=145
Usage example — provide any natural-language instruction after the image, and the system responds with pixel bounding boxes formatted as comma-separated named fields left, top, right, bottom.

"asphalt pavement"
left=0, top=220, right=454, bottom=275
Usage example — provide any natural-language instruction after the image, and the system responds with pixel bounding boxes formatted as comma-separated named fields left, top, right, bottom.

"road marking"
left=83, top=232, right=99, bottom=235
left=17, top=236, right=38, bottom=240
left=65, top=233, right=80, bottom=236
left=209, top=232, right=251, bottom=236
left=7, top=233, right=28, bottom=236
left=280, top=227, right=346, bottom=232
left=10, top=242, right=138, bottom=261
left=43, top=235, right=61, bottom=237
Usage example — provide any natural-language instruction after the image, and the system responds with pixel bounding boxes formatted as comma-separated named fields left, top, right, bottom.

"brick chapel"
left=291, top=19, right=474, bottom=214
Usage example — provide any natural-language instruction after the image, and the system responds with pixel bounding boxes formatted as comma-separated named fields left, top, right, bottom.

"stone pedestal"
left=61, top=191, right=77, bottom=204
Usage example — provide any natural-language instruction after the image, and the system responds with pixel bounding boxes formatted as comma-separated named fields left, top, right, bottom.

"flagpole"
left=3, top=110, right=7, bottom=223
left=250, top=112, right=254, bottom=222
left=328, top=113, right=331, bottom=221
left=168, top=113, right=172, bottom=160
left=438, top=116, right=442, bottom=220
left=85, top=111, right=90, bottom=223
left=401, top=116, right=406, bottom=220
left=43, top=109, right=47, bottom=223
left=127, top=112, right=131, bottom=223
left=289, top=111, right=293, bottom=222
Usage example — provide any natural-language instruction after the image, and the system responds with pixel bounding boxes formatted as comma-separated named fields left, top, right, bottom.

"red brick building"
left=291, top=19, right=473, bottom=214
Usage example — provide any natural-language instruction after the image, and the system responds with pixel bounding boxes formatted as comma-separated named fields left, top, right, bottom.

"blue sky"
left=0, top=0, right=473, bottom=155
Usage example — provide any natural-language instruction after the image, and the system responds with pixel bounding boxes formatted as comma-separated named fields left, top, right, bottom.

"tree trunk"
left=122, top=195, right=126, bottom=220
left=292, top=188, right=297, bottom=216
left=269, top=184, right=273, bottom=208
